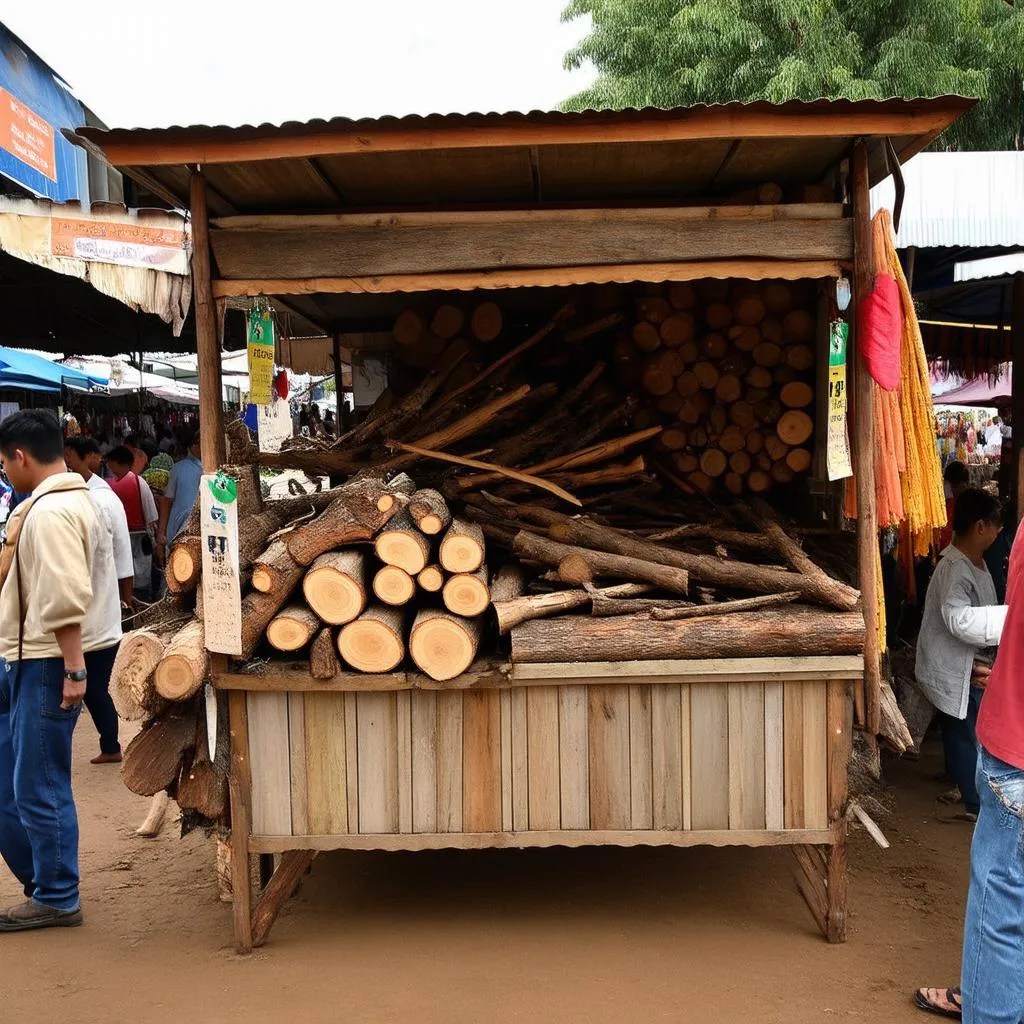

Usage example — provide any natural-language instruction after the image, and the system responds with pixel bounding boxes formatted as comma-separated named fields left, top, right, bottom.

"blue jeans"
left=84, top=643, right=121, bottom=755
left=0, top=657, right=82, bottom=911
left=942, top=686, right=984, bottom=815
left=962, top=746, right=1024, bottom=1023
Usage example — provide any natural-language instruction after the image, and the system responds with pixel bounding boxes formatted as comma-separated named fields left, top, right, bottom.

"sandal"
left=914, top=986, right=962, bottom=1019
left=937, top=787, right=963, bottom=805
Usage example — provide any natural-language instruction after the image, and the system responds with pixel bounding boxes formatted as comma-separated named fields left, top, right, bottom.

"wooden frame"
left=217, top=658, right=856, bottom=951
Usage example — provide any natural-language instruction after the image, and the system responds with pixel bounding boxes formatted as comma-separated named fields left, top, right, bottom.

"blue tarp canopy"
left=0, top=347, right=107, bottom=393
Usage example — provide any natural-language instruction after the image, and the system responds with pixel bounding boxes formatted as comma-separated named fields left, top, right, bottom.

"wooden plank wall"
left=247, top=682, right=833, bottom=837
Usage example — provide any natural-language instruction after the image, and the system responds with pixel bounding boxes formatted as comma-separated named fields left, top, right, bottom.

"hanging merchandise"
left=857, top=273, right=902, bottom=391
left=273, top=369, right=289, bottom=401
left=826, top=320, right=853, bottom=481
left=247, top=299, right=276, bottom=406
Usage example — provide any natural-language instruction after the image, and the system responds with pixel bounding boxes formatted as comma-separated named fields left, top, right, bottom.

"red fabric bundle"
left=858, top=273, right=902, bottom=391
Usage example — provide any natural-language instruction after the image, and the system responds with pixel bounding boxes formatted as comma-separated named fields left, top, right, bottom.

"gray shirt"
left=916, top=545, right=1007, bottom=719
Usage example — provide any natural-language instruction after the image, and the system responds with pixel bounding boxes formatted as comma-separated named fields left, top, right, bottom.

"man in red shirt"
left=918, top=525, right=1024, bottom=1022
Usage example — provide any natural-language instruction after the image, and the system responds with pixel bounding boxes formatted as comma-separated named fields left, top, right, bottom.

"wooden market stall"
left=73, top=97, right=970, bottom=953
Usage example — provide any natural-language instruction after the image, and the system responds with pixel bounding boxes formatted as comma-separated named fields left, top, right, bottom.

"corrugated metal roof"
left=73, top=96, right=974, bottom=148
left=955, top=253, right=1024, bottom=282
left=871, top=152, right=1024, bottom=249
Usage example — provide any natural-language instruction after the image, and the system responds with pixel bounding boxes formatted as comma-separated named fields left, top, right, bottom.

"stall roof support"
left=851, top=142, right=881, bottom=737
left=190, top=170, right=226, bottom=469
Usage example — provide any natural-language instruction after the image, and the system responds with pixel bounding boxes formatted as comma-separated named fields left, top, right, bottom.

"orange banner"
left=51, top=216, right=187, bottom=272
left=0, top=87, right=55, bottom=182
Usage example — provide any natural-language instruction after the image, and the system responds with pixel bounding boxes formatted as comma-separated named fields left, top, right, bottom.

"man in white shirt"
left=63, top=437, right=130, bottom=765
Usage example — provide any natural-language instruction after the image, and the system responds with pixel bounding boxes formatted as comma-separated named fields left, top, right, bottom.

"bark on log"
left=417, top=565, right=444, bottom=593
left=166, top=535, right=202, bottom=594
left=373, top=565, right=416, bottom=606
left=512, top=531, right=690, bottom=595
left=511, top=605, right=865, bottom=664
left=122, top=703, right=198, bottom=797
left=442, top=565, right=490, bottom=617
left=266, top=604, right=321, bottom=652
left=239, top=555, right=306, bottom=659
left=251, top=538, right=298, bottom=594
left=590, top=595, right=694, bottom=617
left=110, top=626, right=176, bottom=722
left=284, top=499, right=375, bottom=567
left=338, top=605, right=405, bottom=673
left=408, top=488, right=452, bottom=536
left=650, top=590, right=801, bottom=621
left=176, top=714, right=227, bottom=820
left=303, top=550, right=366, bottom=625
left=310, top=627, right=341, bottom=680
left=409, top=609, right=483, bottom=682
left=489, top=563, right=527, bottom=604
left=154, top=619, right=209, bottom=702
left=440, top=518, right=486, bottom=574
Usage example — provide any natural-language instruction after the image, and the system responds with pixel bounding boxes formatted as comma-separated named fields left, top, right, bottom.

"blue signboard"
left=0, top=25, right=87, bottom=201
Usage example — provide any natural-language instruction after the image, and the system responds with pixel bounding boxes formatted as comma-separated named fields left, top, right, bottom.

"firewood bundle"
left=615, top=279, right=818, bottom=495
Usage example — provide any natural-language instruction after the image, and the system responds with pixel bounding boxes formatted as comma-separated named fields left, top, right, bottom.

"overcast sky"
left=3, top=1, right=595, bottom=129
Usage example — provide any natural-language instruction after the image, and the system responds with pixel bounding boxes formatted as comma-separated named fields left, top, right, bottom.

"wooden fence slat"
left=689, top=683, right=729, bottom=830
left=588, top=685, right=631, bottom=829
left=681, top=683, right=692, bottom=829
left=500, top=688, right=513, bottom=832
left=652, top=684, right=683, bottom=830
left=288, top=692, right=308, bottom=835
left=764, top=682, right=785, bottom=831
left=247, top=692, right=292, bottom=835
left=803, top=680, right=829, bottom=829
left=629, top=685, right=654, bottom=829
left=356, top=691, right=399, bottom=834
left=783, top=683, right=805, bottom=829
left=396, top=690, right=413, bottom=834
left=527, top=686, right=561, bottom=830
left=436, top=691, right=464, bottom=832
left=728, top=682, right=766, bottom=829
left=411, top=691, right=438, bottom=833
left=302, top=691, right=348, bottom=835
left=511, top=687, right=529, bottom=831
left=463, top=690, right=502, bottom=832
left=558, top=685, right=589, bottom=829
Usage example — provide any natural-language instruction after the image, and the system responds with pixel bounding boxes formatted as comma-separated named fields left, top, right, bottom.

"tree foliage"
left=562, top=0, right=1024, bottom=149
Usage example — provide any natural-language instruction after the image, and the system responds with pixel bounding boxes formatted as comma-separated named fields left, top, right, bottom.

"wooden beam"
left=227, top=688, right=253, bottom=954
left=211, top=259, right=844, bottom=299
left=851, top=142, right=881, bottom=737
left=826, top=838, right=848, bottom=942
left=304, top=158, right=347, bottom=205
left=250, top=849, right=316, bottom=948
left=208, top=209, right=851, bottom=279
left=82, top=101, right=972, bottom=168
left=190, top=171, right=226, bottom=469
left=249, top=827, right=839, bottom=854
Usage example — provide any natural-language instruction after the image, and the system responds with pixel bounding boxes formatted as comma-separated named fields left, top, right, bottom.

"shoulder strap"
left=9, top=492, right=55, bottom=662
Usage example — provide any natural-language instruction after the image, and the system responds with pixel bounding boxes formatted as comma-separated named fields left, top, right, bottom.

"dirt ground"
left=2, top=717, right=970, bottom=1024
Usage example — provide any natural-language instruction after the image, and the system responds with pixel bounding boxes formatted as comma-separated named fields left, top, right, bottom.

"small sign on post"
left=247, top=303, right=276, bottom=406
left=827, top=319, right=853, bottom=481
left=200, top=473, right=242, bottom=655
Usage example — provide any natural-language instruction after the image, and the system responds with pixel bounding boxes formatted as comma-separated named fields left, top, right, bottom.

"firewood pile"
left=259, top=279, right=818, bottom=499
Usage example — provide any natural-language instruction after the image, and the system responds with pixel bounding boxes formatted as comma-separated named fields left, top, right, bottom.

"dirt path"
left=2, top=718, right=969, bottom=1024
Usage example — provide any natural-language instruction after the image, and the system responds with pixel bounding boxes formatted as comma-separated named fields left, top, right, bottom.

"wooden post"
left=826, top=679, right=851, bottom=943
left=227, top=688, right=253, bottom=953
left=1012, top=273, right=1024, bottom=522
left=333, top=333, right=345, bottom=430
left=851, top=142, right=881, bottom=736
left=190, top=169, right=226, bottom=471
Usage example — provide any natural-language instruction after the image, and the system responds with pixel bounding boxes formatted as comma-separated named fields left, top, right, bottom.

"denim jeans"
left=0, top=657, right=81, bottom=911
left=84, top=642, right=121, bottom=755
left=961, top=745, right=1024, bottom=1024
left=942, top=686, right=984, bottom=815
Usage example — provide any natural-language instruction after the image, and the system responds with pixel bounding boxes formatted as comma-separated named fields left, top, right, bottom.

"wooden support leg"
left=228, top=690, right=254, bottom=954
left=251, top=850, right=317, bottom=949
left=791, top=838, right=848, bottom=943
left=826, top=833, right=848, bottom=943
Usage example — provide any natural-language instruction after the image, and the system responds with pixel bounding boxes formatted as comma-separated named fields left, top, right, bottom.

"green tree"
left=562, top=0, right=1024, bottom=149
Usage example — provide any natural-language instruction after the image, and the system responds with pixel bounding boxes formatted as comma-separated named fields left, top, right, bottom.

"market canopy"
left=933, top=365, right=1011, bottom=408
left=0, top=346, right=106, bottom=393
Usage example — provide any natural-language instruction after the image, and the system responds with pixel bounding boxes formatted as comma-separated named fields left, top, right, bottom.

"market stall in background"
left=71, top=97, right=971, bottom=952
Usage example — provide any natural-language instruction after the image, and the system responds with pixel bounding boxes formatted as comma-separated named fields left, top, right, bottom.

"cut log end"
left=373, top=565, right=416, bottom=606
left=410, top=610, right=482, bottom=682
left=442, top=567, right=490, bottom=617
left=417, top=565, right=445, bottom=593
left=266, top=605, right=320, bottom=652
left=338, top=607, right=405, bottom=673
left=439, top=518, right=486, bottom=574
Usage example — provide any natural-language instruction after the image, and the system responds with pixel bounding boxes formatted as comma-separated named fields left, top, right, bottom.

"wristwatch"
left=64, top=668, right=88, bottom=682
